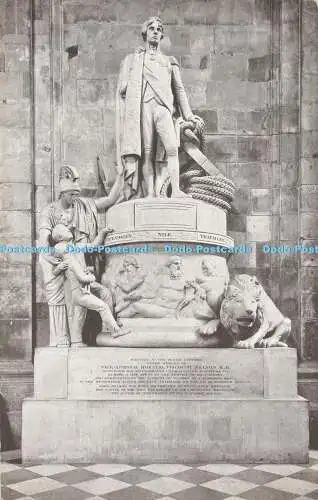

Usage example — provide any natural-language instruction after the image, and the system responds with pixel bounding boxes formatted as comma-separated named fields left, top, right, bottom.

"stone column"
left=298, top=0, right=318, bottom=447
left=299, top=0, right=318, bottom=362
left=279, top=0, right=301, bottom=343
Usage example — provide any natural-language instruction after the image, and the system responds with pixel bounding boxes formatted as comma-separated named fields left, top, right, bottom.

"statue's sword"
left=178, top=119, right=224, bottom=178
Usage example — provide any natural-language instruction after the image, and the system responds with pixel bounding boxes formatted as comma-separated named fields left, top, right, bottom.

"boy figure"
left=51, top=223, right=130, bottom=345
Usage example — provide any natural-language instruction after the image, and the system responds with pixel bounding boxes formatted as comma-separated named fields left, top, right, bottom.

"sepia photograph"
left=0, top=0, right=318, bottom=498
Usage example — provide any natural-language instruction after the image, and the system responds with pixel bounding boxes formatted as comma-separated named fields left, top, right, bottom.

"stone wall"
left=0, top=0, right=34, bottom=448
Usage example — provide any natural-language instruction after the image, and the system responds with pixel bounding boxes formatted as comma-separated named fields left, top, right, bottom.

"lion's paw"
left=259, top=338, right=288, bottom=348
left=196, top=320, right=219, bottom=337
left=235, top=339, right=256, bottom=349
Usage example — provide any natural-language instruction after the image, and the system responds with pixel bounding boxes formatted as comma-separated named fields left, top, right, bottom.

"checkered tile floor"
left=1, top=451, right=318, bottom=500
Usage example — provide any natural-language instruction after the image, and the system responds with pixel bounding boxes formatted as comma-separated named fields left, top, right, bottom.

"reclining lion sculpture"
left=197, top=274, right=292, bottom=349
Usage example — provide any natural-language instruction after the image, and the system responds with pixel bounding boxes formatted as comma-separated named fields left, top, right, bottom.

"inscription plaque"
left=106, top=199, right=227, bottom=235
left=95, top=359, right=234, bottom=396
left=68, top=349, right=263, bottom=400
left=104, top=230, right=234, bottom=248
left=135, top=201, right=196, bottom=230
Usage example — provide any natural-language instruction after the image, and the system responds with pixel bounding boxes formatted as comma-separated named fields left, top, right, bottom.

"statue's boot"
left=70, top=305, right=87, bottom=347
left=55, top=335, right=70, bottom=348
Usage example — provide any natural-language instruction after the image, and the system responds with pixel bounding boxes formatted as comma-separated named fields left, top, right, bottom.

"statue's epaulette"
left=169, top=55, right=179, bottom=67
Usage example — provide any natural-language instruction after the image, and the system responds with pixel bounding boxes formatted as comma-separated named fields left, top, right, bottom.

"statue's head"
left=220, top=275, right=263, bottom=335
left=59, top=163, right=81, bottom=202
left=166, top=256, right=183, bottom=279
left=201, top=259, right=217, bottom=277
left=141, top=17, right=164, bottom=43
left=122, top=256, right=140, bottom=273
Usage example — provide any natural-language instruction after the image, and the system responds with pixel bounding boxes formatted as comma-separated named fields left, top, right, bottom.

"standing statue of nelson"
left=116, top=16, right=203, bottom=199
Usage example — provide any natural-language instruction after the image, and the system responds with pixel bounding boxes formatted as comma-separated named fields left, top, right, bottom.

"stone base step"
left=22, top=397, right=309, bottom=464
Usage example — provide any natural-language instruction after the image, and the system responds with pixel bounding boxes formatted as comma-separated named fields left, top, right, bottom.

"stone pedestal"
left=22, top=347, right=309, bottom=463
left=99, top=198, right=234, bottom=344
left=105, top=198, right=231, bottom=245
